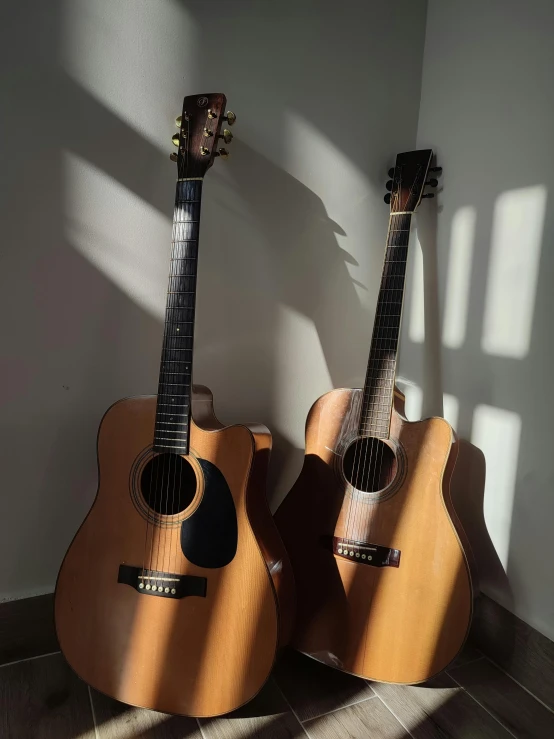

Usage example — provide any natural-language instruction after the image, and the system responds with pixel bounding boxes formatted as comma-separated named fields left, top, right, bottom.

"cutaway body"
left=275, top=387, right=473, bottom=684
left=55, top=389, right=294, bottom=717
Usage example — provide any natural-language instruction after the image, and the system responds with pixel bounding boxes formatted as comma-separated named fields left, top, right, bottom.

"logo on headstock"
left=197, top=96, right=208, bottom=107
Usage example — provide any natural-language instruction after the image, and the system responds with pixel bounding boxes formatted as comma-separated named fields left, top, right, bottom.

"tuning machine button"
left=223, top=111, right=236, bottom=126
left=169, top=152, right=178, bottom=162
left=388, top=167, right=395, bottom=178
left=215, top=148, right=230, bottom=159
left=426, top=178, right=438, bottom=187
left=175, top=115, right=182, bottom=127
left=384, top=193, right=391, bottom=204
left=172, top=133, right=180, bottom=146
left=220, top=128, right=233, bottom=144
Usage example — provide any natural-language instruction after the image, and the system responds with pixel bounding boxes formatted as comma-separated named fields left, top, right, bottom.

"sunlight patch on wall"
left=401, top=382, right=423, bottom=421
left=63, top=0, right=197, bottom=148
left=472, top=404, right=522, bottom=568
left=408, top=240, right=425, bottom=343
left=442, top=206, right=476, bottom=348
left=64, top=152, right=170, bottom=318
left=443, top=393, right=459, bottom=431
left=482, top=186, right=546, bottom=358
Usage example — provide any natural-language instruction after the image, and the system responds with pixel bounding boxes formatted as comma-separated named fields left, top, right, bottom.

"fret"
left=156, top=420, right=188, bottom=426
left=157, top=402, right=189, bottom=408
left=154, top=444, right=188, bottom=451
left=156, top=411, right=189, bottom=417
left=154, top=428, right=188, bottom=436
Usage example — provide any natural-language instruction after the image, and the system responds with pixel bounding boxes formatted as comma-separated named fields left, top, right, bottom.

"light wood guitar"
left=275, top=150, right=474, bottom=684
left=55, top=93, right=294, bottom=717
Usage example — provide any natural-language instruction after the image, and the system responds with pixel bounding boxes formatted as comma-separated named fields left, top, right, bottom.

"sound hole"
left=343, top=437, right=397, bottom=493
left=140, top=453, right=197, bottom=515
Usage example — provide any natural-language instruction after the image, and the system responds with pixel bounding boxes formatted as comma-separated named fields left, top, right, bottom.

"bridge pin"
left=171, top=588, right=176, bottom=595
left=165, top=587, right=170, bottom=593
left=338, top=548, right=343, bottom=554
left=349, top=551, right=354, bottom=556
left=152, top=585, right=157, bottom=592
left=362, top=554, right=366, bottom=559
left=356, top=552, right=360, bottom=558
left=138, top=582, right=145, bottom=589
left=146, top=584, right=151, bottom=590
left=368, top=555, right=373, bottom=561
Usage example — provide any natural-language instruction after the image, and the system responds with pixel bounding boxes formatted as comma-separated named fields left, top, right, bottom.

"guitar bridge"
left=332, top=537, right=401, bottom=568
left=118, top=564, right=207, bottom=599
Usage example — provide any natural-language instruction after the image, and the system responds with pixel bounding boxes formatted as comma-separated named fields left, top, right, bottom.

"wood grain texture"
left=470, top=594, right=554, bottom=712
left=0, top=593, right=58, bottom=666
left=275, top=388, right=473, bottom=683
left=55, top=394, right=292, bottom=717
left=91, top=689, right=203, bottom=739
left=198, top=678, right=304, bottom=739
left=372, top=672, right=513, bottom=739
left=304, top=697, right=409, bottom=739
left=273, top=647, right=374, bottom=722
left=448, top=657, right=554, bottom=739
left=0, top=653, right=94, bottom=739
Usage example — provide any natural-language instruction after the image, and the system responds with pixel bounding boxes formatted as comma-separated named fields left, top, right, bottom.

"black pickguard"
left=180, top=458, right=237, bottom=568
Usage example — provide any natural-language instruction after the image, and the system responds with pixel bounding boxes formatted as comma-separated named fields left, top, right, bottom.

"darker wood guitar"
left=275, top=150, right=474, bottom=684
left=55, top=93, right=294, bottom=717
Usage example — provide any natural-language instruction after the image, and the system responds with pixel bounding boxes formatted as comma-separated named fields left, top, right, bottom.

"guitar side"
left=274, top=387, right=473, bottom=684
left=55, top=392, right=293, bottom=717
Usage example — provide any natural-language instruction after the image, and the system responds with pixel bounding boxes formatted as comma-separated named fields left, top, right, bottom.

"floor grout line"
left=87, top=685, right=100, bottom=739
left=300, top=694, right=377, bottom=724
left=273, top=681, right=313, bottom=738
left=482, top=655, right=554, bottom=716
left=447, top=653, right=486, bottom=670
left=371, top=693, right=417, bottom=739
left=0, top=650, right=61, bottom=670
left=447, top=672, right=519, bottom=739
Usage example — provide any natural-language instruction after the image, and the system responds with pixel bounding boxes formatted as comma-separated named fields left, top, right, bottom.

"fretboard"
left=153, top=180, right=202, bottom=454
left=359, top=213, right=412, bottom=438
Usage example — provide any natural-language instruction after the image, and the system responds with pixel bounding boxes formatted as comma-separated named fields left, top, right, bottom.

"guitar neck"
left=153, top=179, right=203, bottom=454
left=359, top=212, right=412, bottom=438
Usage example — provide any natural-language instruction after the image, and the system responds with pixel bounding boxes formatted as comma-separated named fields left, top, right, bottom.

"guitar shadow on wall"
left=195, top=139, right=373, bottom=506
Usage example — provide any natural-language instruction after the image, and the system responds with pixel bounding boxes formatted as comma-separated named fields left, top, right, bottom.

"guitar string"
left=348, top=186, right=400, bottom=542
left=364, top=165, right=423, bottom=545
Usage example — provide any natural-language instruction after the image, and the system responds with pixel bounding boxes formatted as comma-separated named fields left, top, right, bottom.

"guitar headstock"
left=384, top=150, right=441, bottom=213
left=170, top=93, right=235, bottom=179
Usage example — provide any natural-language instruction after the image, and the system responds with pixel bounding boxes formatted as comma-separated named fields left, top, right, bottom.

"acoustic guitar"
left=275, top=150, right=474, bottom=684
left=55, top=93, right=294, bottom=717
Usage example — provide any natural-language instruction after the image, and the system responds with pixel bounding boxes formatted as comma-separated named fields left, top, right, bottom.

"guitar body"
left=275, top=388, right=473, bottom=684
left=56, top=388, right=294, bottom=717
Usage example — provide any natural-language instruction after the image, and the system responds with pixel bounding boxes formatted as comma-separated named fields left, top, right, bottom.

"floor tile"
left=448, top=642, right=483, bottom=668
left=448, top=657, right=554, bottom=739
left=199, top=677, right=305, bottom=739
left=304, top=697, right=409, bottom=738
left=0, top=652, right=95, bottom=739
left=91, top=688, right=203, bottom=738
left=372, top=671, right=513, bottom=738
left=273, top=648, right=374, bottom=722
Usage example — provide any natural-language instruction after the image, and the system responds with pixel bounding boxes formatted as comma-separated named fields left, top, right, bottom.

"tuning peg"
left=175, top=115, right=182, bottom=127
left=172, top=133, right=180, bottom=146
left=384, top=193, right=391, bottom=204
left=223, top=111, right=236, bottom=126
left=388, top=167, right=395, bottom=178
left=429, top=166, right=442, bottom=174
left=425, top=178, right=438, bottom=187
left=219, top=128, right=233, bottom=144
left=215, top=148, right=230, bottom=159
left=386, top=179, right=393, bottom=192
left=421, top=193, right=435, bottom=199
left=169, top=152, right=178, bottom=162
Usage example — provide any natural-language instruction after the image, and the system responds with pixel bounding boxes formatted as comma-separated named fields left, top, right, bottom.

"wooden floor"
left=1, top=645, right=553, bottom=738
